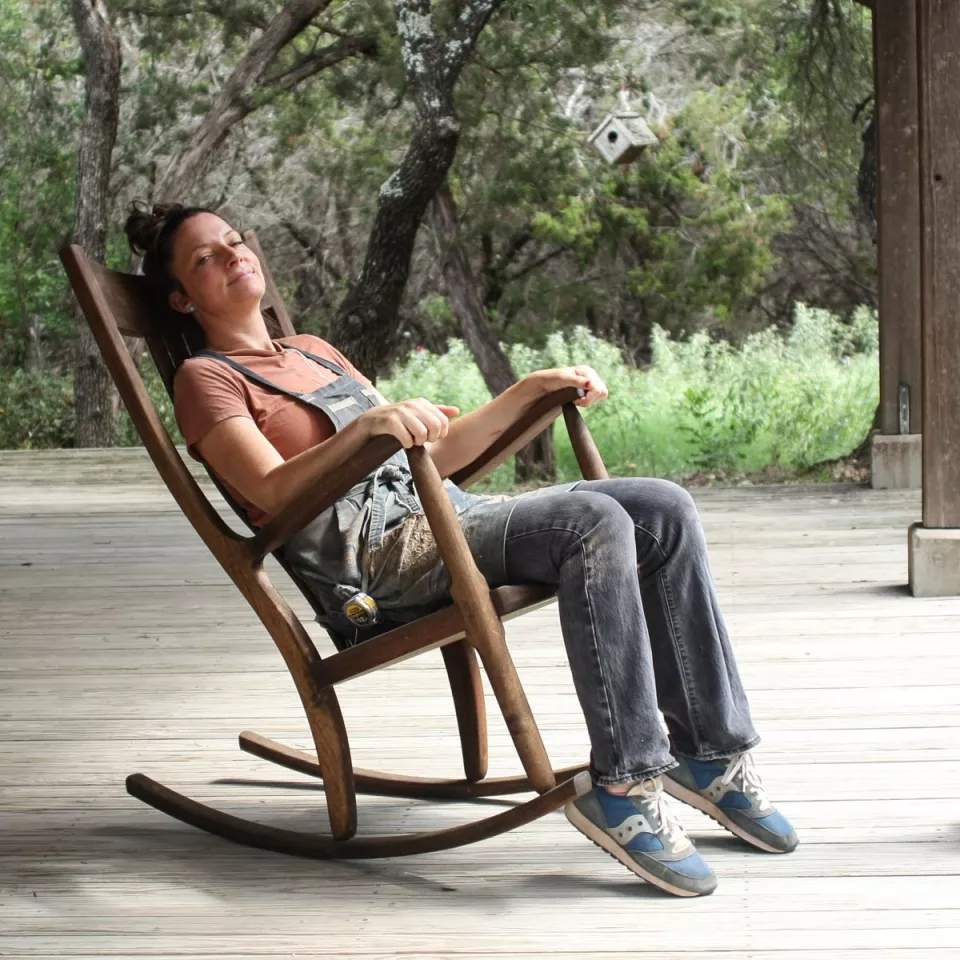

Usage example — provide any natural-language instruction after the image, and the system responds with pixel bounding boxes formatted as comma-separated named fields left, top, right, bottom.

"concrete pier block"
left=871, top=433, right=922, bottom=489
left=908, top=523, right=960, bottom=597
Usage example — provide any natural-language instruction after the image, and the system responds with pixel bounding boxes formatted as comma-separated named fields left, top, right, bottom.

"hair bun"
left=124, top=200, right=185, bottom=256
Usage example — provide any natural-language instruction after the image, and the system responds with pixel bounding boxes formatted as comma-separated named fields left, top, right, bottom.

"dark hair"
left=124, top=201, right=219, bottom=296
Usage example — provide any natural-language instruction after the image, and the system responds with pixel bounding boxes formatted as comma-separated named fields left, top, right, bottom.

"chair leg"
left=243, top=565, right=359, bottom=841
left=474, top=622, right=557, bottom=794
left=406, top=447, right=557, bottom=796
left=441, top=641, right=488, bottom=782
left=303, top=687, right=357, bottom=841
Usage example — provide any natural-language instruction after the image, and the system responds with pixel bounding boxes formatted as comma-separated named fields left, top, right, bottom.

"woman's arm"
left=196, top=398, right=459, bottom=518
left=195, top=363, right=607, bottom=516
left=427, top=366, right=608, bottom=480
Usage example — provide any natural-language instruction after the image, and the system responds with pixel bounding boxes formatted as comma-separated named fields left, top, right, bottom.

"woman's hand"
left=528, top=366, right=609, bottom=407
left=360, top=398, right=460, bottom=448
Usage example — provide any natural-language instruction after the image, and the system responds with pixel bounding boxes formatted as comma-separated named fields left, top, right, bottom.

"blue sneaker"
left=565, top=776, right=717, bottom=897
left=664, top=753, right=798, bottom=853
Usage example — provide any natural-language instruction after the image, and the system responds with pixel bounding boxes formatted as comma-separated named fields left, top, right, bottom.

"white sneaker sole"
left=564, top=801, right=714, bottom=897
left=662, top=778, right=788, bottom=854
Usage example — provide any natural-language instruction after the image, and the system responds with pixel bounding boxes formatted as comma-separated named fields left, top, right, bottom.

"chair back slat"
left=59, top=244, right=241, bottom=556
left=61, top=235, right=337, bottom=629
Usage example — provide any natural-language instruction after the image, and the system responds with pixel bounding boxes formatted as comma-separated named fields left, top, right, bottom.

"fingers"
left=404, top=398, right=449, bottom=442
left=560, top=365, right=608, bottom=406
left=374, top=398, right=450, bottom=447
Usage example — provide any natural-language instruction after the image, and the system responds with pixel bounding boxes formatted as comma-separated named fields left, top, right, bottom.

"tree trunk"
left=334, top=110, right=461, bottom=376
left=428, top=184, right=556, bottom=484
left=68, top=0, right=122, bottom=448
left=332, top=0, right=507, bottom=377
left=25, top=315, right=45, bottom=372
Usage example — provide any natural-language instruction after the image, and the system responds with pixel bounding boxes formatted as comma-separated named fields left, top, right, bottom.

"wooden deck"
left=2, top=449, right=959, bottom=959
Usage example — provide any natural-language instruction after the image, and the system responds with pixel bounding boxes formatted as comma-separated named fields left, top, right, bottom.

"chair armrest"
left=248, top=434, right=402, bottom=560
left=449, top=387, right=583, bottom=489
left=449, top=386, right=609, bottom=488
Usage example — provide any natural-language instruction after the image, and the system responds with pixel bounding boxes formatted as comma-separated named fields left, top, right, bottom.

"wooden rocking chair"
left=60, top=233, right=610, bottom=859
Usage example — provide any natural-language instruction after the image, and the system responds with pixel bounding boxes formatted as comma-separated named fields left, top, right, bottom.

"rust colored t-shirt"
left=173, top=335, right=372, bottom=525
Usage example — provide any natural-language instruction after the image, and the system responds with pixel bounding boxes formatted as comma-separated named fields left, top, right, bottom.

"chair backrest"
left=58, top=231, right=295, bottom=562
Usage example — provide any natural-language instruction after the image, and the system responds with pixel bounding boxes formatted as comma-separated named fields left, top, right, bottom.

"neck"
left=201, top=305, right=274, bottom=353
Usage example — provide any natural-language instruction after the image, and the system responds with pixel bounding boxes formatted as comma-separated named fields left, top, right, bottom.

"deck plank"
left=1, top=449, right=959, bottom=959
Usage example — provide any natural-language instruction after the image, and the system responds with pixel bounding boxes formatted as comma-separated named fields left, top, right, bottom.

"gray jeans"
left=366, top=478, right=760, bottom=786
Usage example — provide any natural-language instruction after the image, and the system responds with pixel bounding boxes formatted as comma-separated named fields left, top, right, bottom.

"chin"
left=230, top=274, right=266, bottom=299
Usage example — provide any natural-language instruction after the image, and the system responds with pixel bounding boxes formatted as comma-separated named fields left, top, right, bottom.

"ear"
left=169, top=289, right=192, bottom=314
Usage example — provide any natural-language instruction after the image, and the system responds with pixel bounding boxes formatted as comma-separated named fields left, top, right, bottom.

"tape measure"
left=342, top=591, right=379, bottom=626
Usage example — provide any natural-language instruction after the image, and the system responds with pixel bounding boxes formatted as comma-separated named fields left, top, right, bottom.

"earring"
left=187, top=305, right=196, bottom=313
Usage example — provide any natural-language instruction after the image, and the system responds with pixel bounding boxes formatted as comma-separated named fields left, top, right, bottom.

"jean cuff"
left=590, top=757, right=679, bottom=787
left=671, top=734, right=761, bottom=763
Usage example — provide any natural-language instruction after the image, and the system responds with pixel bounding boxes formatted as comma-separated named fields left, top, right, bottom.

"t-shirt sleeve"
left=174, top=359, right=253, bottom=457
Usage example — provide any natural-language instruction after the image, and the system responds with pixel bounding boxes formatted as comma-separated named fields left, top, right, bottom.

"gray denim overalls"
left=196, top=345, right=498, bottom=647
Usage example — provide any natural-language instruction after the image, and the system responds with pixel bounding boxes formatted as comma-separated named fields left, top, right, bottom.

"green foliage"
left=0, top=0, right=879, bottom=463
left=381, top=305, right=879, bottom=488
left=0, top=0, right=81, bottom=365
left=0, top=355, right=182, bottom=450
left=0, top=369, right=75, bottom=449
left=116, top=356, right=183, bottom=447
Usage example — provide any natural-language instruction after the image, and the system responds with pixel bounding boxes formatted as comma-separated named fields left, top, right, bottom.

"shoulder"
left=280, top=334, right=340, bottom=360
left=282, top=335, right=371, bottom=385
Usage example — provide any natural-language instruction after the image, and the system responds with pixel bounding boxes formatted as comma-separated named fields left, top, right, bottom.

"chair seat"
left=315, top=583, right=558, bottom=688
left=491, top=583, right=557, bottom=618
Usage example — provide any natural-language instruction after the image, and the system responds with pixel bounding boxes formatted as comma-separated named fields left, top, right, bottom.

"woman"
left=126, top=202, right=797, bottom=898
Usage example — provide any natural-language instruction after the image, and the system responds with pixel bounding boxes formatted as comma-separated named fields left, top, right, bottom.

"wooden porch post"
left=870, top=0, right=924, bottom=489
left=875, top=0, right=922, bottom=436
left=909, top=0, right=960, bottom=596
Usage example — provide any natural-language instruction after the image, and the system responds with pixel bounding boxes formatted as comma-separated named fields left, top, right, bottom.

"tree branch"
left=266, top=34, right=377, bottom=91
left=505, top=246, right=569, bottom=284
left=443, top=0, right=504, bottom=81
left=120, top=1, right=268, bottom=29
left=155, top=0, right=335, bottom=200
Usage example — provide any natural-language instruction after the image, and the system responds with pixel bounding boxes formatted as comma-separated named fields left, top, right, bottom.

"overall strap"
left=281, top=345, right=348, bottom=378
left=194, top=350, right=304, bottom=399
left=193, top=344, right=348, bottom=400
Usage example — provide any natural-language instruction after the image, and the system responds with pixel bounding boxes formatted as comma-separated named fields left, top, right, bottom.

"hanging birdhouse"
left=588, top=113, right=658, bottom=165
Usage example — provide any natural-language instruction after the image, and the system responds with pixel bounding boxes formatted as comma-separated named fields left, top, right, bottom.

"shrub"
left=0, top=369, right=75, bottom=448
left=0, top=305, right=878, bottom=487
left=116, top=355, right=182, bottom=447
left=381, top=304, right=879, bottom=487
left=0, top=354, right=182, bottom=450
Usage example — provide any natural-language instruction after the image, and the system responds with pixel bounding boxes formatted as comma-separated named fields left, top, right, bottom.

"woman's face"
left=168, top=212, right=265, bottom=317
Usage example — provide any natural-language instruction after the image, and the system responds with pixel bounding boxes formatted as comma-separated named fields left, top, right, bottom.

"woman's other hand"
left=361, top=398, right=460, bottom=448
left=529, top=366, right=609, bottom=407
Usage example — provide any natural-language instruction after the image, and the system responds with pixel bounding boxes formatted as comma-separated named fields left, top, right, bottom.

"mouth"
left=227, top=267, right=255, bottom=286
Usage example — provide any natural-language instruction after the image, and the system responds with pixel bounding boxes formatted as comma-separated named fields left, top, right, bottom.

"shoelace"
left=629, top=777, right=687, bottom=848
left=720, top=753, right=772, bottom=813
